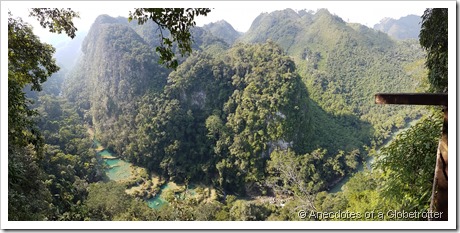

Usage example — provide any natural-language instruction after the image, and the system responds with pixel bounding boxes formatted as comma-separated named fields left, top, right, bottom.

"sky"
left=4, top=1, right=442, bottom=44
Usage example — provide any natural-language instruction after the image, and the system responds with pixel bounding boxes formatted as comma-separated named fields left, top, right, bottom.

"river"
left=93, top=139, right=174, bottom=209
left=89, top=128, right=212, bottom=210
left=328, top=118, right=421, bottom=193
left=89, top=117, right=421, bottom=200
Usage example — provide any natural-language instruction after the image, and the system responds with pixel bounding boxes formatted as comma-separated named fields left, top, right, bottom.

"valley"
left=7, top=7, right=447, bottom=222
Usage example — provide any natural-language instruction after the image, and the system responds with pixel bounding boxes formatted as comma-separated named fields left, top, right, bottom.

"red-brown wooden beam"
left=375, top=93, right=448, bottom=106
left=429, top=107, right=448, bottom=221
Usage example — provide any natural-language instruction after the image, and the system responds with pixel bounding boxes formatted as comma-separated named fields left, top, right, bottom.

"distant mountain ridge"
left=373, top=14, right=422, bottom=40
left=202, top=20, right=241, bottom=45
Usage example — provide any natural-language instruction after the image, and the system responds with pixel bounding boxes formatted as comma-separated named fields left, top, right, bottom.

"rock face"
left=373, top=14, right=422, bottom=40
left=68, top=15, right=169, bottom=151
left=65, top=14, right=231, bottom=153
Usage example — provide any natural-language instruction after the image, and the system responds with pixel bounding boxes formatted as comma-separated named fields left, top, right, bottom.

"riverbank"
left=328, top=117, right=422, bottom=193
left=88, top=127, right=217, bottom=210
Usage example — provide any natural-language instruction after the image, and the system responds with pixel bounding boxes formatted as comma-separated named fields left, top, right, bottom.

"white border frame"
left=1, top=0, right=456, bottom=230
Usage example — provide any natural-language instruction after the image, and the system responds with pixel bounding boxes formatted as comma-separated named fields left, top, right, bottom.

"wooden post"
left=429, top=107, right=448, bottom=221
left=375, top=93, right=448, bottom=221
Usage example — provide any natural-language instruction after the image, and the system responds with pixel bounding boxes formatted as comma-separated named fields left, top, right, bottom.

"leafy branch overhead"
left=128, top=8, right=211, bottom=69
left=29, top=8, right=80, bottom=39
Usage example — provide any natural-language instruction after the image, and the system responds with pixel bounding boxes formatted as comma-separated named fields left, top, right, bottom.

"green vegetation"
left=315, top=114, right=443, bottom=220
left=311, top=7, right=448, bottom=221
left=375, top=115, right=442, bottom=213
left=8, top=7, right=445, bottom=222
left=128, top=8, right=212, bottom=69
left=28, top=8, right=80, bottom=38
left=240, top=8, right=426, bottom=145
left=8, top=10, right=80, bottom=220
left=419, top=8, right=448, bottom=93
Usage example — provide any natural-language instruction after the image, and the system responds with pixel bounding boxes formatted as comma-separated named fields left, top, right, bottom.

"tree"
left=419, top=8, right=448, bottom=93
left=9, top=7, right=212, bottom=220
left=84, top=181, right=157, bottom=220
left=128, top=8, right=211, bottom=69
left=8, top=145, right=52, bottom=220
left=9, top=8, right=80, bottom=155
left=374, top=115, right=442, bottom=216
left=29, top=8, right=80, bottom=39
left=229, top=200, right=271, bottom=221
left=266, top=149, right=323, bottom=211
left=8, top=9, right=79, bottom=220
left=8, top=13, right=58, bottom=151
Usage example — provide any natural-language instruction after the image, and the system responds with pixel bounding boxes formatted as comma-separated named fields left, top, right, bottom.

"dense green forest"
left=8, top=8, right=447, bottom=222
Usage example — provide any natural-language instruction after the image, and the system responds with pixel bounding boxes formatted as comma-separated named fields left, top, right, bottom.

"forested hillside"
left=240, top=9, right=426, bottom=145
left=63, top=12, right=389, bottom=195
left=9, top=7, right=441, bottom=222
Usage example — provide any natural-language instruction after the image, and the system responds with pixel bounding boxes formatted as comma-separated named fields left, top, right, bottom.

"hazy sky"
left=4, top=1, right=446, bottom=43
